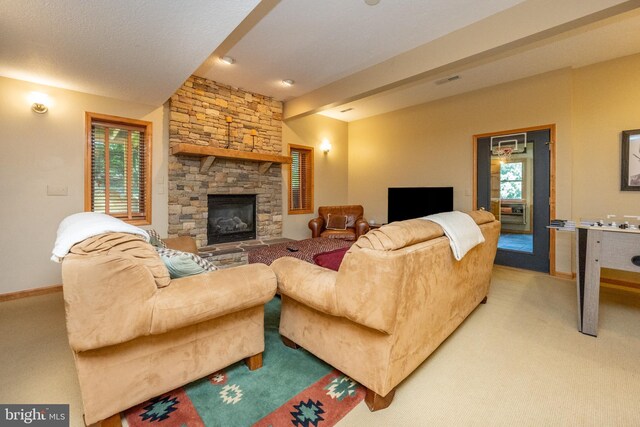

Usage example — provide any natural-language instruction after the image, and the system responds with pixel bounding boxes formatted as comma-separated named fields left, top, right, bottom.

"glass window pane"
left=500, top=162, right=522, bottom=181
left=500, top=181, right=522, bottom=199
left=108, top=129, right=128, bottom=214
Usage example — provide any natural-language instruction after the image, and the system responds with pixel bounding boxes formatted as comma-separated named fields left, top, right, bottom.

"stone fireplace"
left=167, top=76, right=284, bottom=249
left=207, top=194, right=256, bottom=244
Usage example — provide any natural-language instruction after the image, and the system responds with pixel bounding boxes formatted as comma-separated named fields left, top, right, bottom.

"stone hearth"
left=199, top=237, right=293, bottom=269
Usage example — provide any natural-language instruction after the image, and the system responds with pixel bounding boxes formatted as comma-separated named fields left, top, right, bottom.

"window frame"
left=84, top=112, right=152, bottom=225
left=499, top=160, right=525, bottom=201
left=288, top=144, right=314, bottom=215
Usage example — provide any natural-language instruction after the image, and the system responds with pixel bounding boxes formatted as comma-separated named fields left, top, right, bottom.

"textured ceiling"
left=196, top=0, right=526, bottom=102
left=2, top=0, right=639, bottom=121
left=0, top=0, right=259, bottom=105
left=319, top=7, right=640, bottom=122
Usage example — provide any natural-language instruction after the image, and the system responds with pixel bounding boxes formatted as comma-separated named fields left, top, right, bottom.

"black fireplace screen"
left=207, top=194, right=256, bottom=244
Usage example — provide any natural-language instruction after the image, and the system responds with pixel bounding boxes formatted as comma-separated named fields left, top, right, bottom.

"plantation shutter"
left=90, top=121, right=147, bottom=220
left=289, top=145, right=313, bottom=213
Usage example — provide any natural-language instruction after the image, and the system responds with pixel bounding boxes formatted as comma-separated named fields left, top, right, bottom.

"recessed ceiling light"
left=282, top=79, right=294, bottom=87
left=364, top=0, right=380, bottom=5
left=219, top=56, right=235, bottom=65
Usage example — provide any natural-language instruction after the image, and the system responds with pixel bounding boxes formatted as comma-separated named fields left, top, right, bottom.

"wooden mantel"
left=170, top=143, right=291, bottom=174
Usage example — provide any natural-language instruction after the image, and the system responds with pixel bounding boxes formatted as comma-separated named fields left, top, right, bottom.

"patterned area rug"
left=248, top=238, right=353, bottom=266
left=121, top=297, right=364, bottom=426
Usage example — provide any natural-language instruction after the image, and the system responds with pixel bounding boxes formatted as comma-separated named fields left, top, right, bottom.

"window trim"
left=84, top=112, right=152, bottom=225
left=288, top=144, right=314, bottom=215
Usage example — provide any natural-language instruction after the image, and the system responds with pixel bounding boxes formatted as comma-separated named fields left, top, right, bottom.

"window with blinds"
left=85, top=112, right=152, bottom=224
left=288, top=144, right=314, bottom=214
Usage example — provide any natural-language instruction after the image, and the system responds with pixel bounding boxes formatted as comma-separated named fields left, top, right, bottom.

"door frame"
left=472, top=124, right=557, bottom=275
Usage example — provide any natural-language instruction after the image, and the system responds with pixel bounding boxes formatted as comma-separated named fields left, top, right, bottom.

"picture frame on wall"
left=621, top=129, right=640, bottom=191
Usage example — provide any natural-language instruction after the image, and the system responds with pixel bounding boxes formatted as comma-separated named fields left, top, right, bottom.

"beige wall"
left=5, top=52, right=640, bottom=293
left=348, top=68, right=574, bottom=272
left=572, top=53, right=640, bottom=219
left=0, top=76, right=168, bottom=294
left=282, top=114, right=349, bottom=240
left=347, top=53, right=640, bottom=275
left=572, top=53, right=640, bottom=284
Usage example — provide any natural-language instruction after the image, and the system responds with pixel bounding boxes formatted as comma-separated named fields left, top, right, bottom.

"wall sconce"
left=320, top=139, right=332, bottom=154
left=29, top=92, right=49, bottom=114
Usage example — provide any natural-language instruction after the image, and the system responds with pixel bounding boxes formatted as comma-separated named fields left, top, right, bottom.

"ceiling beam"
left=283, top=0, right=640, bottom=120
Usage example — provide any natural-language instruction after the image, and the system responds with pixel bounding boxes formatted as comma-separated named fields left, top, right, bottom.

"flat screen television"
left=388, top=187, right=453, bottom=223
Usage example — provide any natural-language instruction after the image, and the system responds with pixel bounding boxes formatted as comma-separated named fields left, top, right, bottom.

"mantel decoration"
left=250, top=129, right=258, bottom=152
left=621, top=129, right=640, bottom=191
left=225, top=116, right=233, bottom=149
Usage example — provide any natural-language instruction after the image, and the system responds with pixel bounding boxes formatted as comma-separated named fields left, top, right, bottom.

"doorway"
left=474, top=126, right=555, bottom=273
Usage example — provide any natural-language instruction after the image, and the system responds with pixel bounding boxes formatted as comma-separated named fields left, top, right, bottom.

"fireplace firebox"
left=207, top=194, right=256, bottom=244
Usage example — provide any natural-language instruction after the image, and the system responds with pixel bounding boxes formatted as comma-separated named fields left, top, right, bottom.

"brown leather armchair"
left=309, top=205, right=370, bottom=241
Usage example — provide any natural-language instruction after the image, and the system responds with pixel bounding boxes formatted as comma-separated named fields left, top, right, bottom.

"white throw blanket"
left=422, top=211, right=484, bottom=261
left=51, top=212, right=149, bottom=262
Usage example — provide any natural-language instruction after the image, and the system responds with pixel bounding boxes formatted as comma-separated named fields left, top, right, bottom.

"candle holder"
left=250, top=129, right=258, bottom=152
left=225, top=116, right=232, bottom=149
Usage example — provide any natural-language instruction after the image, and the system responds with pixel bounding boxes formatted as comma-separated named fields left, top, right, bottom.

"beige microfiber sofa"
left=61, top=232, right=277, bottom=425
left=271, top=210, right=499, bottom=410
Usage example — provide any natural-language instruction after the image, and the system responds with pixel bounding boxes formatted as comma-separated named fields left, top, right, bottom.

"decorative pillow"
left=326, top=214, right=348, bottom=230
left=313, top=247, right=350, bottom=271
left=155, top=247, right=217, bottom=279
left=144, top=228, right=167, bottom=248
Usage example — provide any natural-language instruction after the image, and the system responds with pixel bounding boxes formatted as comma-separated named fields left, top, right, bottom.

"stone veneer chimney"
left=168, top=76, right=283, bottom=247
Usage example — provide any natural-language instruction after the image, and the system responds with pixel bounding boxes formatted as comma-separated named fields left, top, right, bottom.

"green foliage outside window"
left=500, top=162, right=523, bottom=199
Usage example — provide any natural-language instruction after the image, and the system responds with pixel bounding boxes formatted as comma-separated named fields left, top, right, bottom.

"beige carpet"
left=0, top=288, right=84, bottom=426
left=1, top=266, right=639, bottom=427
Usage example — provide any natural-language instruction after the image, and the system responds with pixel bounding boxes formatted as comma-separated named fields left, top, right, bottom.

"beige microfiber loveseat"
left=271, top=210, right=499, bottom=410
left=61, top=232, right=276, bottom=424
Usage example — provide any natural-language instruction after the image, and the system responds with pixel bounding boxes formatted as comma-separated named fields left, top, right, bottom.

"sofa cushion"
left=355, top=210, right=496, bottom=251
left=319, top=205, right=364, bottom=228
left=355, top=219, right=444, bottom=251
left=321, top=229, right=356, bottom=241
left=326, top=214, right=348, bottom=230
left=69, top=232, right=171, bottom=288
left=466, top=209, right=496, bottom=225
left=313, top=247, right=349, bottom=271
left=155, top=247, right=217, bottom=279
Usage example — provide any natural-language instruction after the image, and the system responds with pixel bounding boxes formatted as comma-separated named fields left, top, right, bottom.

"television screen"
left=388, top=187, right=453, bottom=223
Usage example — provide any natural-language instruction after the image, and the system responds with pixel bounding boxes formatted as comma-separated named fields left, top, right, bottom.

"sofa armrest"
left=308, top=217, right=324, bottom=238
left=150, top=263, right=277, bottom=334
left=271, top=257, right=340, bottom=317
left=62, top=254, right=158, bottom=352
left=355, top=218, right=370, bottom=238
